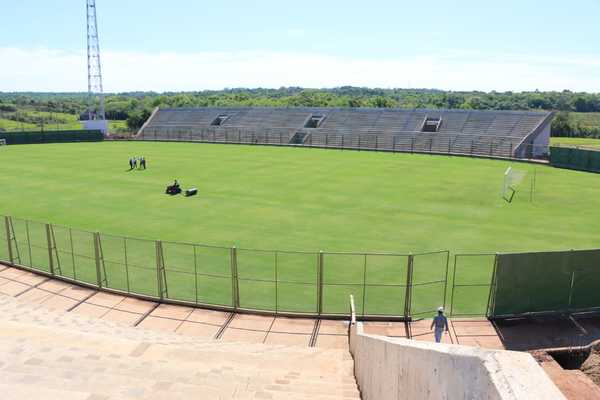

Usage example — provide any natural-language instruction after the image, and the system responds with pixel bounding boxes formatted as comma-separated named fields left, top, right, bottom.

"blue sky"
left=2, top=0, right=600, bottom=92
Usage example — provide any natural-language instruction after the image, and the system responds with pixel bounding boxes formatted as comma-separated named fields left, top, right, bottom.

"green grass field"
left=0, top=111, right=130, bottom=134
left=0, top=142, right=599, bottom=316
left=551, top=136, right=600, bottom=148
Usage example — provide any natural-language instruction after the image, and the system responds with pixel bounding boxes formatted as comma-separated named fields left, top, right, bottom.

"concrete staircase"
left=0, top=294, right=360, bottom=399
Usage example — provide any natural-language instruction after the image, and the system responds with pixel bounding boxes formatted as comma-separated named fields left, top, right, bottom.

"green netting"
left=410, top=251, right=449, bottom=317
left=322, top=253, right=365, bottom=315
left=450, top=254, right=496, bottom=316
left=236, top=249, right=276, bottom=311
left=550, top=147, right=600, bottom=173
left=364, top=254, right=408, bottom=316
left=0, top=130, right=103, bottom=145
left=568, top=250, right=600, bottom=310
left=591, top=151, right=600, bottom=172
left=491, top=249, right=600, bottom=317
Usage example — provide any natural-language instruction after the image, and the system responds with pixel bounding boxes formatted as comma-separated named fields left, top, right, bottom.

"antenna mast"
left=86, top=0, right=105, bottom=121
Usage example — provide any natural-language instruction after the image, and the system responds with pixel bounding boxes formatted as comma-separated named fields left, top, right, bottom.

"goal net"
left=502, top=166, right=528, bottom=202
left=0, top=139, right=6, bottom=146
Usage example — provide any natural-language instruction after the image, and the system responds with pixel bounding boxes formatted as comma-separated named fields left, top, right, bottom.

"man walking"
left=129, top=157, right=134, bottom=170
left=133, top=157, right=138, bottom=169
left=430, top=307, right=449, bottom=343
left=140, top=156, right=146, bottom=170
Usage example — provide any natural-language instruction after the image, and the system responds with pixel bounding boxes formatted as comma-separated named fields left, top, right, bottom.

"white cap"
left=437, top=307, right=444, bottom=313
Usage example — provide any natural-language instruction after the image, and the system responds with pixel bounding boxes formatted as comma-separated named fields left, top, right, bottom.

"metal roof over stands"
left=137, top=107, right=553, bottom=159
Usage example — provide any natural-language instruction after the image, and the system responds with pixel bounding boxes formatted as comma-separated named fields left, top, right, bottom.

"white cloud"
left=2, top=47, right=600, bottom=93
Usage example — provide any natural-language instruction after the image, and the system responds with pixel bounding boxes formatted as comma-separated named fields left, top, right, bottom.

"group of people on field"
left=129, top=156, right=147, bottom=170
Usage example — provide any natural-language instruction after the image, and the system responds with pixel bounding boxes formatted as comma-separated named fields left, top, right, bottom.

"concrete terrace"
left=0, top=263, right=502, bottom=351
left=2, top=262, right=600, bottom=399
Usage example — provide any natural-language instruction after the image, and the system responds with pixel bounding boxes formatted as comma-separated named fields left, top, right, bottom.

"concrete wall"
left=349, top=323, right=565, bottom=400
left=532, top=124, right=551, bottom=157
left=83, top=120, right=108, bottom=135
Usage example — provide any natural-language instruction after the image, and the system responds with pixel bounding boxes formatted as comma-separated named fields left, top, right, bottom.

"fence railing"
left=5, top=214, right=597, bottom=320
left=136, top=126, right=550, bottom=161
left=1, top=215, right=457, bottom=319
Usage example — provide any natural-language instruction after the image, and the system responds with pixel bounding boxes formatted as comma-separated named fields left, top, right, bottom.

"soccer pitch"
left=0, top=142, right=599, bottom=315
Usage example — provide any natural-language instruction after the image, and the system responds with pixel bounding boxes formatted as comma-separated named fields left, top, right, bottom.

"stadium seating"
left=137, top=107, right=553, bottom=159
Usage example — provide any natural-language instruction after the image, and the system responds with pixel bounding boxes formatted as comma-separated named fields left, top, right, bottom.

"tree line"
left=1, top=88, right=600, bottom=136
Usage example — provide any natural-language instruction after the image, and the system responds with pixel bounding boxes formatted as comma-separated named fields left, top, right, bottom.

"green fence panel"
left=322, top=253, right=365, bottom=315
left=0, top=130, right=103, bottom=145
left=364, top=254, right=408, bottom=316
left=492, top=250, right=600, bottom=317
left=551, top=146, right=600, bottom=173
left=410, top=251, right=449, bottom=317
left=569, top=250, right=600, bottom=310
left=450, top=254, right=496, bottom=316
left=275, top=251, right=318, bottom=314
left=237, top=249, right=276, bottom=311
left=573, top=149, right=590, bottom=171
left=590, top=151, right=600, bottom=173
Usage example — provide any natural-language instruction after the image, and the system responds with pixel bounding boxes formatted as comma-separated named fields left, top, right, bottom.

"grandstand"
left=136, top=107, right=554, bottom=159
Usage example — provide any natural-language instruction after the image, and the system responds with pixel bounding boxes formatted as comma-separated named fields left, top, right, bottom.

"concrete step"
left=0, top=294, right=360, bottom=399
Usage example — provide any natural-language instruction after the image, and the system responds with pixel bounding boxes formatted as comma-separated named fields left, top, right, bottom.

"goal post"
left=502, top=166, right=528, bottom=203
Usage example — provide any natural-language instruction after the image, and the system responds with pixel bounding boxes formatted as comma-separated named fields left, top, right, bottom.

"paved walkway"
left=0, top=263, right=504, bottom=351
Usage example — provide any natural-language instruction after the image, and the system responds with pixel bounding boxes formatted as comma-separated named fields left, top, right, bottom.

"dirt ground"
left=581, top=345, right=600, bottom=386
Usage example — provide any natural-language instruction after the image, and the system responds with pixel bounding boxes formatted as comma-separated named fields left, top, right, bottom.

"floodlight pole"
left=86, top=0, right=106, bottom=122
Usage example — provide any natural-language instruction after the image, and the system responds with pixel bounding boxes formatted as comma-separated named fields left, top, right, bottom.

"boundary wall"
left=348, top=297, right=566, bottom=400
left=550, top=145, right=600, bottom=173
left=0, top=130, right=103, bottom=145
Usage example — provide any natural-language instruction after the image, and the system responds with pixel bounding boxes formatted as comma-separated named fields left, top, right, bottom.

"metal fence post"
left=93, top=232, right=103, bottom=288
left=449, top=254, right=458, bottom=317
left=362, top=254, right=367, bottom=316
left=155, top=240, right=164, bottom=300
left=45, top=224, right=55, bottom=275
left=442, top=251, right=450, bottom=310
left=4, top=216, right=14, bottom=264
left=230, top=246, right=240, bottom=309
left=485, top=253, right=500, bottom=318
left=317, top=251, right=324, bottom=315
left=403, top=254, right=414, bottom=320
